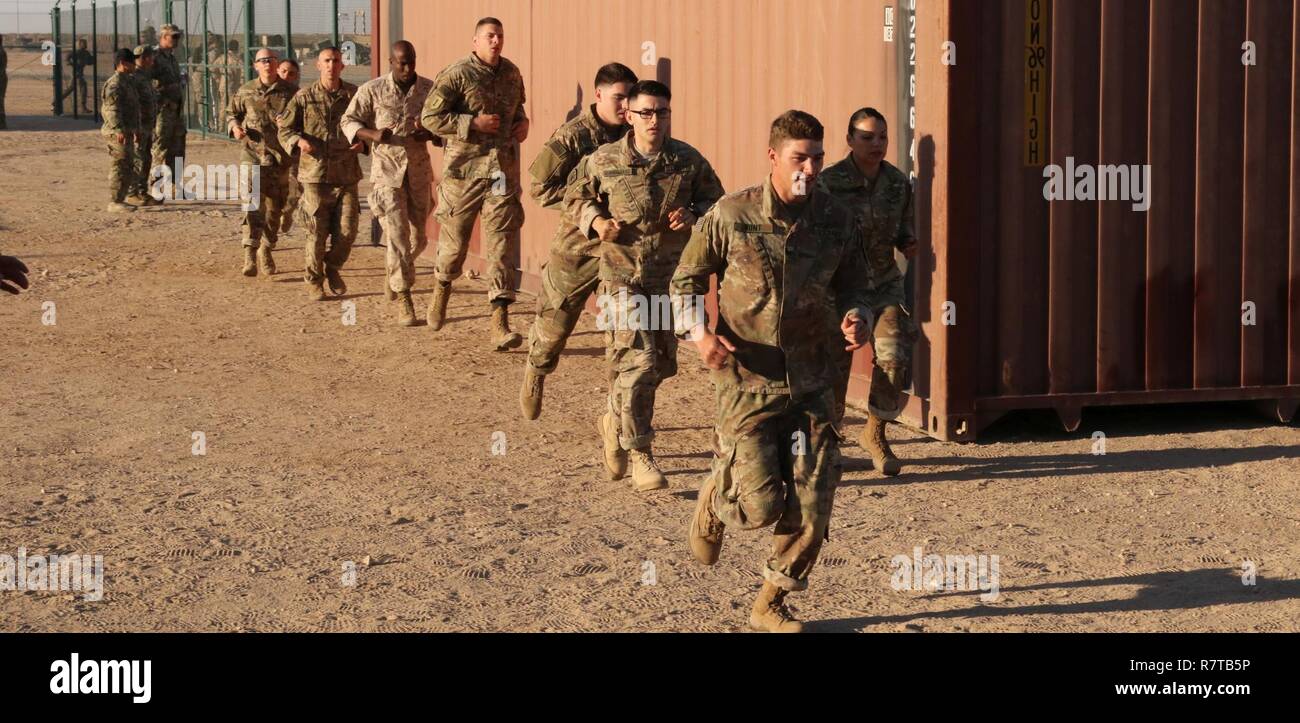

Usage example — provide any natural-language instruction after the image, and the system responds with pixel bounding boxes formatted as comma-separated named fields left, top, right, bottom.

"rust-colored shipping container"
left=372, top=0, right=1300, bottom=441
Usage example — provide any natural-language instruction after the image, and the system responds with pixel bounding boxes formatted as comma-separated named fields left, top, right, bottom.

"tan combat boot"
left=395, top=290, right=418, bottom=327
left=257, top=245, right=276, bottom=277
left=628, top=449, right=668, bottom=491
left=861, top=413, right=901, bottom=476
left=306, top=280, right=327, bottom=301
left=520, top=364, right=544, bottom=420
left=688, top=476, right=725, bottom=565
left=106, top=202, right=135, bottom=213
left=598, top=412, right=627, bottom=480
left=749, top=581, right=803, bottom=633
left=490, top=302, right=524, bottom=351
left=426, top=280, right=450, bottom=330
left=241, top=246, right=257, bottom=277
left=384, top=284, right=397, bottom=301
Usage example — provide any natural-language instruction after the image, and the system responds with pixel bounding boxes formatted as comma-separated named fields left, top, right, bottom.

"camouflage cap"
left=160, top=23, right=182, bottom=36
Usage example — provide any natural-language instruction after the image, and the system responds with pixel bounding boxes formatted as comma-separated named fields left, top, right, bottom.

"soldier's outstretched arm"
left=670, top=209, right=728, bottom=335
left=528, top=134, right=581, bottom=209
left=562, top=156, right=609, bottom=240
left=340, top=83, right=378, bottom=145
left=102, top=81, right=124, bottom=140
left=831, top=225, right=878, bottom=330
left=276, top=94, right=307, bottom=153
left=419, top=73, right=471, bottom=141
left=225, top=89, right=245, bottom=138
left=688, top=158, right=726, bottom=218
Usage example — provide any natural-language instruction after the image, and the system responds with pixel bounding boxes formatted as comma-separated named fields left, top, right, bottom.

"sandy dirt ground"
left=2, top=61, right=1298, bottom=632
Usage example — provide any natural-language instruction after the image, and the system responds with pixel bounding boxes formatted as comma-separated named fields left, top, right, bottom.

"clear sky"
left=1, top=0, right=58, bottom=35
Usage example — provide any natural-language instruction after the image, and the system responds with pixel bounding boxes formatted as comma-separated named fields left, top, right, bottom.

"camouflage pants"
left=603, top=281, right=678, bottom=451
left=151, top=103, right=186, bottom=190
left=301, top=182, right=360, bottom=284
left=241, top=164, right=289, bottom=250
left=62, top=74, right=90, bottom=112
left=526, top=252, right=600, bottom=375
left=282, top=157, right=302, bottom=232
left=106, top=136, right=134, bottom=202
left=704, top=385, right=841, bottom=592
left=832, top=304, right=918, bottom=423
left=370, top=176, right=433, bottom=294
left=131, top=132, right=154, bottom=197
left=433, top=175, right=523, bottom=304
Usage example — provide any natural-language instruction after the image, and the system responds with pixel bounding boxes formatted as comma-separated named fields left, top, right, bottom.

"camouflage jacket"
left=277, top=79, right=363, bottom=185
left=100, top=71, right=141, bottom=137
left=340, top=72, right=435, bottom=189
left=150, top=47, right=184, bottom=107
left=130, top=69, right=158, bottom=132
left=420, top=53, right=527, bottom=180
left=670, top=177, right=881, bottom=397
left=227, top=78, right=296, bottom=167
left=817, top=157, right=914, bottom=310
left=565, top=133, right=724, bottom=287
left=529, top=105, right=628, bottom=258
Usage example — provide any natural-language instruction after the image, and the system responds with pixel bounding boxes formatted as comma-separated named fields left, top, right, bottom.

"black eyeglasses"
left=628, top=108, right=671, bottom=120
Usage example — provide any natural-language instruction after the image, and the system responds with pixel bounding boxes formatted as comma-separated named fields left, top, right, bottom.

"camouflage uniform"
left=566, top=133, right=725, bottom=451
left=227, top=77, right=297, bottom=250
left=150, top=40, right=186, bottom=190
left=63, top=47, right=95, bottom=114
left=341, top=72, right=436, bottom=293
left=277, top=79, right=363, bottom=285
left=101, top=71, right=141, bottom=203
left=817, top=157, right=918, bottom=421
left=277, top=80, right=303, bottom=232
left=671, top=177, right=881, bottom=592
left=281, top=80, right=303, bottom=232
left=524, top=105, right=629, bottom=376
left=129, top=61, right=158, bottom=198
left=419, top=52, right=527, bottom=304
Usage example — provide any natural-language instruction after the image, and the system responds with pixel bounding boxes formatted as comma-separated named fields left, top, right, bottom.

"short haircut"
left=476, top=17, right=503, bottom=32
left=318, top=46, right=341, bottom=59
left=848, top=107, right=887, bottom=137
left=114, top=48, right=137, bottom=66
left=279, top=58, right=300, bottom=70
left=594, top=62, right=637, bottom=88
left=769, top=110, right=824, bottom=149
left=628, top=79, right=670, bottom=103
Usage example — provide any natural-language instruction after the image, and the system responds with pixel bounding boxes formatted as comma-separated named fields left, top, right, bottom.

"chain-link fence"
left=50, top=0, right=372, bottom=137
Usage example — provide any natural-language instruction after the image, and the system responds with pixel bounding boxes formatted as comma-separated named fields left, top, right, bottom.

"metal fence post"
left=201, top=0, right=209, bottom=138
left=244, top=0, right=253, bottom=82
left=69, top=0, right=77, bottom=119
left=135, top=0, right=141, bottom=44
left=52, top=4, right=64, bottom=116
left=91, top=0, right=98, bottom=121
left=284, top=0, right=291, bottom=66
left=112, top=0, right=118, bottom=51
left=332, top=0, right=340, bottom=48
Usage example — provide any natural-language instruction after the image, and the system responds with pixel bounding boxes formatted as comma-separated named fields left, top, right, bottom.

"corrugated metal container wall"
left=935, top=0, right=1300, bottom=441
left=377, top=0, right=1300, bottom=441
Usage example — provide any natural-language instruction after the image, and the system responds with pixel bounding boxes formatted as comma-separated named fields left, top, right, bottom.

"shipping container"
left=371, top=0, right=1300, bottom=441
